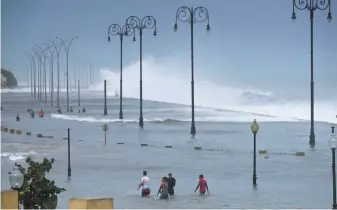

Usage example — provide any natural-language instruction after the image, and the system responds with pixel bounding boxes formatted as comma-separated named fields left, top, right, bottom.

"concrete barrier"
left=259, top=150, right=267, bottom=154
left=9, top=129, right=15, bottom=134
left=26, top=132, right=32, bottom=136
left=141, top=143, right=148, bottom=147
left=16, top=130, right=22, bottom=135
left=194, top=146, right=202, bottom=150
left=117, top=142, right=124, bottom=145
left=165, top=145, right=172, bottom=148
left=1, top=190, right=19, bottom=210
left=295, top=152, right=305, bottom=156
left=3, top=128, right=8, bottom=132
left=203, top=148, right=224, bottom=152
left=69, top=197, right=114, bottom=209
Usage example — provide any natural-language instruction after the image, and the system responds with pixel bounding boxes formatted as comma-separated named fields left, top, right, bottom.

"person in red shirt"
left=194, top=174, right=209, bottom=195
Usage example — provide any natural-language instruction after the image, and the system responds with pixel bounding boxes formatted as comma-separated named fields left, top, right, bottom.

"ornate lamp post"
left=292, top=0, right=332, bottom=148
left=26, top=53, right=35, bottom=97
left=108, top=23, right=135, bottom=120
left=43, top=42, right=56, bottom=106
left=36, top=45, right=48, bottom=103
left=174, top=6, right=210, bottom=135
left=329, top=124, right=337, bottom=209
left=33, top=47, right=42, bottom=101
left=126, top=16, right=157, bottom=129
left=49, top=40, right=63, bottom=109
left=251, top=119, right=259, bottom=186
left=57, top=37, right=78, bottom=112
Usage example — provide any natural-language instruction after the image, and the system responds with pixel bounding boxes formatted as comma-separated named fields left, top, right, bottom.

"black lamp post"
left=30, top=51, right=37, bottom=99
left=26, top=53, right=35, bottom=98
left=36, top=45, right=48, bottom=104
left=126, top=16, right=157, bottom=129
left=251, top=119, right=259, bottom=186
left=49, top=40, right=63, bottom=109
left=67, top=128, right=71, bottom=180
left=43, top=42, right=56, bottom=106
left=33, top=47, right=42, bottom=101
left=57, top=37, right=78, bottom=112
left=329, top=124, right=337, bottom=209
left=292, top=0, right=332, bottom=148
left=174, top=6, right=210, bottom=135
left=104, top=80, right=107, bottom=115
left=108, top=23, right=136, bottom=120
left=8, top=164, right=24, bottom=208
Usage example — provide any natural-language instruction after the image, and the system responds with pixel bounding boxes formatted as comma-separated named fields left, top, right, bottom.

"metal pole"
left=333, top=148, right=336, bottom=209
left=90, top=63, right=92, bottom=85
left=119, top=35, right=123, bottom=119
left=51, top=56, right=54, bottom=106
left=190, top=8, right=196, bottom=135
left=33, top=56, right=36, bottom=98
left=309, top=8, right=315, bottom=148
left=253, top=132, right=257, bottom=185
left=57, top=53, right=60, bottom=108
left=104, top=80, right=107, bottom=115
left=78, top=80, right=80, bottom=113
left=38, top=55, right=40, bottom=100
left=67, top=128, right=71, bottom=180
left=74, top=65, right=77, bottom=91
left=139, top=28, right=144, bottom=128
left=44, top=55, right=47, bottom=103
left=105, top=130, right=107, bottom=145
left=66, top=51, right=69, bottom=112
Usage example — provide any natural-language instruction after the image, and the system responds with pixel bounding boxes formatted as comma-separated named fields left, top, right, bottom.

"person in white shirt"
left=137, top=171, right=150, bottom=197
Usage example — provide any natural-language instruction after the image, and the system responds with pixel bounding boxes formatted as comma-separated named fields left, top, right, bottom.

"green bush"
left=16, top=157, right=66, bottom=209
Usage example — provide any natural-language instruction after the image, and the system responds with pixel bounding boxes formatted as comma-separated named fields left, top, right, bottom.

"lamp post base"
left=333, top=204, right=337, bottom=209
left=119, top=111, right=123, bottom=120
left=139, top=117, right=144, bottom=128
left=191, top=124, right=196, bottom=135
left=252, top=174, right=257, bottom=185
left=104, top=109, right=107, bottom=116
left=309, top=133, right=315, bottom=148
left=67, top=167, right=71, bottom=180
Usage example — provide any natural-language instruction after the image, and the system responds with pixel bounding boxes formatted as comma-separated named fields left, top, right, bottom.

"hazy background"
left=1, top=0, right=336, bottom=121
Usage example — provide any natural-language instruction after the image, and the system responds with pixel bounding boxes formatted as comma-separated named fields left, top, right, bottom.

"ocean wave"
left=1, top=150, right=38, bottom=161
left=51, top=113, right=301, bottom=123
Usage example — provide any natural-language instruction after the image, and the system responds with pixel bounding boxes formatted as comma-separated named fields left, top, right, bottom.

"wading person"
left=194, top=174, right=209, bottom=195
left=157, top=177, right=168, bottom=199
left=167, top=173, right=176, bottom=196
left=137, top=171, right=150, bottom=197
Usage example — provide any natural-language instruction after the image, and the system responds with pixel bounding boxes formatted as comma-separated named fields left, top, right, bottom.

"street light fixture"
left=126, top=16, right=157, bottom=129
left=108, top=23, right=136, bottom=119
left=57, top=36, right=79, bottom=112
left=329, top=124, right=337, bottom=209
left=251, top=119, right=259, bottom=186
left=292, top=0, right=332, bottom=148
left=174, top=6, right=210, bottom=135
